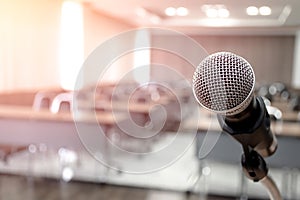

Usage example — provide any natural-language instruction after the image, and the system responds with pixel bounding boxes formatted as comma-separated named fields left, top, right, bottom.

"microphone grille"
left=192, top=52, right=255, bottom=116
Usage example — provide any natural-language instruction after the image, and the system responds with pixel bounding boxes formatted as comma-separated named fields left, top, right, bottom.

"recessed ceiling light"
left=176, top=7, right=189, bottom=16
left=259, top=6, right=272, bottom=16
left=218, top=8, right=230, bottom=18
left=165, top=7, right=176, bottom=16
left=246, top=6, right=259, bottom=16
left=206, top=8, right=218, bottom=18
left=202, top=5, right=230, bottom=18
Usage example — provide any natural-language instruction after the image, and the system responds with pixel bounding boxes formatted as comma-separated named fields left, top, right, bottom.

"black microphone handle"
left=217, top=96, right=277, bottom=157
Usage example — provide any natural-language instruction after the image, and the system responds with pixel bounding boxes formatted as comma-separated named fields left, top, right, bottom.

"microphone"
left=192, top=52, right=277, bottom=157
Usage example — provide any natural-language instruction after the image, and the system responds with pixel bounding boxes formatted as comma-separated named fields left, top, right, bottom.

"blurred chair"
left=32, top=91, right=58, bottom=111
left=50, top=92, right=73, bottom=113
left=289, top=95, right=300, bottom=112
left=0, top=144, right=27, bottom=163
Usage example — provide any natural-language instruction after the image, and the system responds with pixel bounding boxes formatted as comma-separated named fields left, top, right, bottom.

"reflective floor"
left=0, top=133, right=299, bottom=199
left=0, top=174, right=233, bottom=200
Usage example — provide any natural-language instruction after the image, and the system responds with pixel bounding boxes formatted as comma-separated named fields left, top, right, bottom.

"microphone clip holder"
left=241, top=145, right=282, bottom=200
left=241, top=145, right=268, bottom=182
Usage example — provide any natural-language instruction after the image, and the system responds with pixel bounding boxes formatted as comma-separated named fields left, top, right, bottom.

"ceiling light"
left=206, top=8, right=218, bottom=18
left=165, top=6, right=189, bottom=17
left=176, top=7, right=189, bottom=16
left=246, top=6, right=259, bottom=16
left=202, top=5, right=230, bottom=18
left=165, top=7, right=176, bottom=16
left=218, top=8, right=230, bottom=18
left=259, top=6, right=272, bottom=16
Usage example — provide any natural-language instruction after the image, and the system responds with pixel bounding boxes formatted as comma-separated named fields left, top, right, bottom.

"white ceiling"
left=86, top=0, right=300, bottom=35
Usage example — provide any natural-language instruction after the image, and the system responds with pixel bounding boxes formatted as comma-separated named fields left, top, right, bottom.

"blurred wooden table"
left=0, top=105, right=125, bottom=125
left=182, top=110, right=300, bottom=138
left=0, top=105, right=127, bottom=150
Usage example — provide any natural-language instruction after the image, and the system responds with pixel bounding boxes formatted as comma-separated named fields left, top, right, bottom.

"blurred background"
left=0, top=0, right=300, bottom=199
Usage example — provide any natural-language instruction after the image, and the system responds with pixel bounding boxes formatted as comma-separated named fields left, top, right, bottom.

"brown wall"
left=192, top=35, right=295, bottom=85
left=81, top=3, right=136, bottom=86
left=151, top=34, right=295, bottom=85
left=83, top=3, right=136, bottom=58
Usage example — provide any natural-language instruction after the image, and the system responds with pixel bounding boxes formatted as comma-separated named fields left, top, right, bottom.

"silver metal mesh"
left=192, top=52, right=255, bottom=116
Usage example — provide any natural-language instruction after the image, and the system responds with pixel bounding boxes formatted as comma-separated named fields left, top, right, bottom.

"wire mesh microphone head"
left=192, top=52, right=255, bottom=116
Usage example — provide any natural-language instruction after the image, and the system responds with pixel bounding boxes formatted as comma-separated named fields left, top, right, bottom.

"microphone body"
left=192, top=52, right=277, bottom=157
left=218, top=96, right=277, bottom=157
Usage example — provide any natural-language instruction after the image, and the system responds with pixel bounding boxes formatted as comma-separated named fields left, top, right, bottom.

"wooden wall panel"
left=151, top=35, right=295, bottom=85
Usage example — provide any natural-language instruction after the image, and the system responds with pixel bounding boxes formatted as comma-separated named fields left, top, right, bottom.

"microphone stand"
left=217, top=96, right=282, bottom=200
left=241, top=145, right=282, bottom=200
